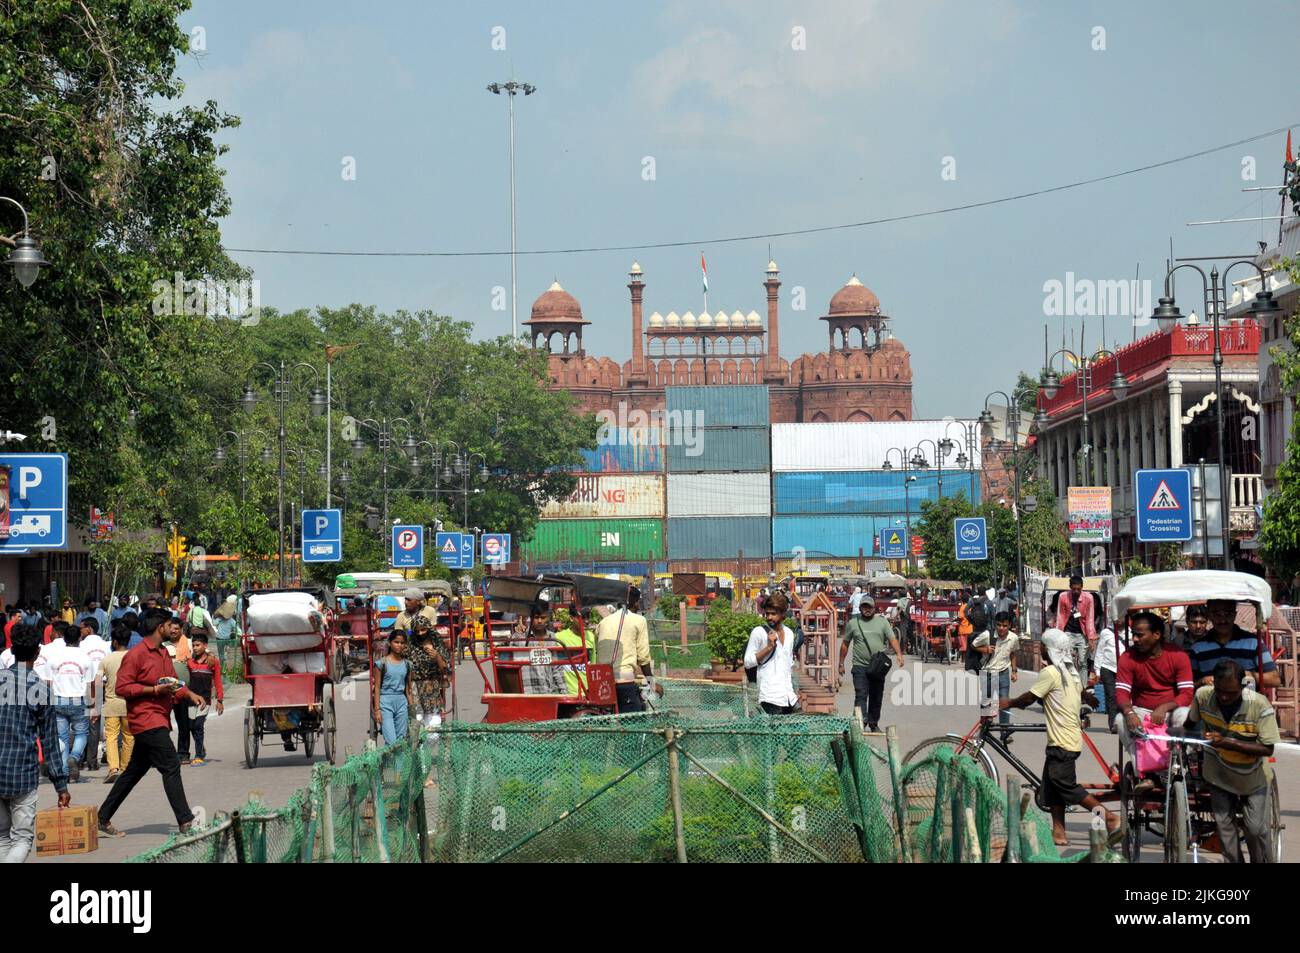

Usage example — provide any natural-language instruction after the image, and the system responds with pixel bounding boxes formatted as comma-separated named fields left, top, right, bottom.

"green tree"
left=1259, top=266, right=1300, bottom=581
left=0, top=0, right=241, bottom=527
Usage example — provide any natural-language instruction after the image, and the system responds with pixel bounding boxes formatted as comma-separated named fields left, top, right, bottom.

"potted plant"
left=705, top=600, right=762, bottom=682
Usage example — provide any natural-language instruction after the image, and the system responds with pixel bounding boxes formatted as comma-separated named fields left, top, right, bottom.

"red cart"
left=241, top=586, right=340, bottom=767
left=472, top=574, right=632, bottom=723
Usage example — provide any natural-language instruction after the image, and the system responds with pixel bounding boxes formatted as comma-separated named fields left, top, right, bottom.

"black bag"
left=865, top=651, right=893, bottom=678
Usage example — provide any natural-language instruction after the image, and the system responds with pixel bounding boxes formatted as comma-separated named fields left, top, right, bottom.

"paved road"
left=34, top=652, right=1300, bottom=862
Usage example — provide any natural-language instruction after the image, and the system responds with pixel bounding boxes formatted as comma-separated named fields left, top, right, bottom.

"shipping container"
left=667, top=516, right=771, bottom=559
left=772, top=515, right=900, bottom=560
left=771, top=420, right=983, bottom=472
left=773, top=470, right=979, bottom=515
left=667, top=472, right=770, bottom=518
left=527, top=561, right=660, bottom=580
left=666, top=426, right=769, bottom=472
left=665, top=384, right=770, bottom=426
left=541, top=474, right=664, bottom=519
left=520, top=518, right=664, bottom=562
left=574, top=427, right=664, bottom=473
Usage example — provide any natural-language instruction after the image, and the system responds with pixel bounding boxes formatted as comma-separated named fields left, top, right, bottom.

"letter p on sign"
left=315, top=515, right=329, bottom=535
left=17, top=467, right=40, bottom=498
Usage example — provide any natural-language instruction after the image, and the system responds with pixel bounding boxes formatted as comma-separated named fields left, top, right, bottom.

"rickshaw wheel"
left=323, top=682, right=338, bottom=765
left=904, top=734, right=998, bottom=784
left=303, top=724, right=316, bottom=758
left=243, top=707, right=259, bottom=769
left=1119, top=764, right=1141, bottom=862
left=1164, top=778, right=1190, bottom=863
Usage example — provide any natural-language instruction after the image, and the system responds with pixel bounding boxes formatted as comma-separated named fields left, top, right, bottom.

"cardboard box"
left=34, top=805, right=99, bottom=857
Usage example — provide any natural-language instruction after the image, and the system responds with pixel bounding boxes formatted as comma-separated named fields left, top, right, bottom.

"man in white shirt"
left=971, top=611, right=1020, bottom=744
left=40, top=624, right=95, bottom=782
left=744, top=592, right=800, bottom=714
left=78, top=617, right=111, bottom=771
left=1094, top=622, right=1124, bottom=734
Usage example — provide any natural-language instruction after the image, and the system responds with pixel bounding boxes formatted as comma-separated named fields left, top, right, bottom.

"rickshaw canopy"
left=868, top=573, right=908, bottom=589
left=486, top=573, right=634, bottom=613
left=1113, top=570, right=1272, bottom=619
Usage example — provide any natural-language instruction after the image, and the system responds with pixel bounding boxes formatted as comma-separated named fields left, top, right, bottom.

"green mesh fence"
left=128, top=736, right=433, bottom=864
left=130, top=678, right=1117, bottom=863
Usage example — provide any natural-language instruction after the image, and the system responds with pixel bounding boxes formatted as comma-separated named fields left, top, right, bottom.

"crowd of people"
left=0, top=591, right=231, bottom=859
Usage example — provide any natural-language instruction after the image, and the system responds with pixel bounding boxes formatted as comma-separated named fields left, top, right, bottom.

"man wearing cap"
left=838, top=595, right=904, bottom=732
left=395, top=587, right=439, bottom=636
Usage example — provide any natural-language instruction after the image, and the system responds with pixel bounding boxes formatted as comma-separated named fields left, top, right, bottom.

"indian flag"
left=701, top=252, right=708, bottom=294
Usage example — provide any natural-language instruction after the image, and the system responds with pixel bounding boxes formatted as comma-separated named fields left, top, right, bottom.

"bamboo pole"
left=1088, top=825, right=1107, bottom=863
left=1002, top=777, right=1020, bottom=863
left=373, top=754, right=391, bottom=862
left=964, top=808, right=982, bottom=863
left=884, top=725, right=912, bottom=863
left=665, top=728, right=688, bottom=863
left=231, top=811, right=247, bottom=864
left=320, top=766, right=336, bottom=863
left=949, top=760, right=962, bottom=863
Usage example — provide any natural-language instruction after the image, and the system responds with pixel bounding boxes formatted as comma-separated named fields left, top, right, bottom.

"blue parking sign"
left=1136, top=469, right=1192, bottom=542
left=391, top=524, right=424, bottom=568
left=301, top=508, right=342, bottom=563
left=0, top=453, right=68, bottom=550
left=954, top=517, right=988, bottom=561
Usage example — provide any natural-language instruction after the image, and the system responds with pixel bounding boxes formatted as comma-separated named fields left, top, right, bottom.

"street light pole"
left=487, top=80, right=536, bottom=340
left=883, top=446, right=918, bottom=575
left=242, top=361, right=326, bottom=585
left=0, top=196, right=49, bottom=287
left=981, top=389, right=1033, bottom=608
left=1152, top=262, right=1279, bottom=569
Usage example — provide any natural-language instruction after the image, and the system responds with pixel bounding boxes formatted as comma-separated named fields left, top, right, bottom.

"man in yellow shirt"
left=595, top=587, right=652, bottom=712
left=553, top=611, right=597, bottom=697
left=1002, top=629, right=1118, bottom=847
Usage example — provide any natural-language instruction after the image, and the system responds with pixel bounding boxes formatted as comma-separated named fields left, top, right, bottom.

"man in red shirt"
left=97, top=609, right=202, bottom=838
left=1115, top=611, right=1194, bottom=774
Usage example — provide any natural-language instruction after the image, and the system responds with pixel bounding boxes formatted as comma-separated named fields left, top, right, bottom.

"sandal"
left=98, top=821, right=125, bottom=838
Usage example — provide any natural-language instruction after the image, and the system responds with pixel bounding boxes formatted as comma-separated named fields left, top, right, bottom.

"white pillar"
left=1168, top=379, right=1184, bottom=468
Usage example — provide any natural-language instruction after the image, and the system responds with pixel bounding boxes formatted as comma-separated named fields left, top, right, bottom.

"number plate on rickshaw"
left=529, top=648, right=553, bottom=666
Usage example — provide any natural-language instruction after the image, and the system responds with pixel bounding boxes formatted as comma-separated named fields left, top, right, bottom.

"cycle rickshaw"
left=1112, top=570, right=1284, bottom=863
left=241, top=586, right=340, bottom=767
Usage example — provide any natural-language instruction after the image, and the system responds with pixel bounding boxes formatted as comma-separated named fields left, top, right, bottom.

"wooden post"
left=679, top=602, right=688, bottom=648
left=1002, top=777, right=1020, bottom=863
left=1088, top=825, right=1107, bottom=862
left=349, top=782, right=360, bottom=862
left=665, top=728, right=688, bottom=863
left=230, top=811, right=247, bottom=864
left=884, top=725, right=911, bottom=863
left=299, top=793, right=315, bottom=863
left=949, top=760, right=962, bottom=863
left=964, top=808, right=982, bottom=863
left=320, top=766, right=336, bottom=863
left=373, top=754, right=391, bottom=862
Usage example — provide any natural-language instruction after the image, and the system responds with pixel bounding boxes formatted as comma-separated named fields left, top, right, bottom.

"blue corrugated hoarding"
left=666, top=427, right=769, bottom=472
left=667, top=516, right=772, bottom=559
left=772, top=515, right=903, bottom=559
left=665, top=385, right=770, bottom=426
left=773, top=470, right=979, bottom=514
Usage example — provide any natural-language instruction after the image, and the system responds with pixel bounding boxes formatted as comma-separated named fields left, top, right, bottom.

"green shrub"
left=706, top=601, right=763, bottom=669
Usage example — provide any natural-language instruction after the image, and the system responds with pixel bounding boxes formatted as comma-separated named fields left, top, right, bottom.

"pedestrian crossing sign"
left=1135, top=469, right=1192, bottom=542
left=1147, top=480, right=1181, bottom=510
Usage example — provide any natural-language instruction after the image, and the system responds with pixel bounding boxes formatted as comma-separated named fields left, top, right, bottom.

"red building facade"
left=525, top=261, right=914, bottom=422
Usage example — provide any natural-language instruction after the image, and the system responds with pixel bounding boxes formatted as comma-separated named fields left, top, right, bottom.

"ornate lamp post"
left=1151, top=261, right=1279, bottom=569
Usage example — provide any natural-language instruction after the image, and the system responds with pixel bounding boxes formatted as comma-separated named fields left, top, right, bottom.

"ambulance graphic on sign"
left=1147, top=480, right=1181, bottom=510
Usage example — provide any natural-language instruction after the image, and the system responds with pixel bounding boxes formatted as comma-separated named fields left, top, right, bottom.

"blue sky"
left=177, top=0, right=1300, bottom=417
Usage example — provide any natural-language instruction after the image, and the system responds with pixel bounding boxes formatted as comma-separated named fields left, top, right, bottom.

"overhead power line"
left=224, top=123, right=1296, bottom=259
